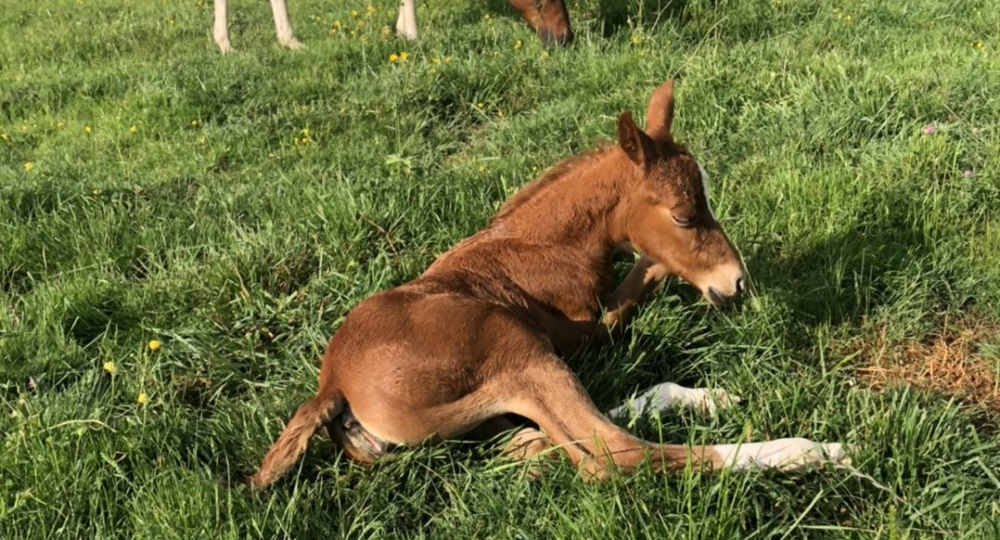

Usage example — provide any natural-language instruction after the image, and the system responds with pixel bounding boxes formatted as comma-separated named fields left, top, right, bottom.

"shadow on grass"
left=746, top=185, right=966, bottom=346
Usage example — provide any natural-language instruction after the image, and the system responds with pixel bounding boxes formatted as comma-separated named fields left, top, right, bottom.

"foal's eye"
left=671, top=214, right=694, bottom=228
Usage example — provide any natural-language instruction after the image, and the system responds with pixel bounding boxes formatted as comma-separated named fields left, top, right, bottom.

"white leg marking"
left=715, top=438, right=851, bottom=471
left=696, top=161, right=716, bottom=219
left=213, top=0, right=233, bottom=53
left=269, top=0, right=302, bottom=49
left=396, top=0, right=419, bottom=40
left=606, top=382, right=740, bottom=419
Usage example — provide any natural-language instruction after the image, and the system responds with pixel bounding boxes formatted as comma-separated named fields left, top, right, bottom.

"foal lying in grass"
left=247, top=80, right=849, bottom=487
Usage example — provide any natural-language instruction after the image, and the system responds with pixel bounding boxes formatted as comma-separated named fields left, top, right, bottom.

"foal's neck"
left=493, top=149, right=632, bottom=257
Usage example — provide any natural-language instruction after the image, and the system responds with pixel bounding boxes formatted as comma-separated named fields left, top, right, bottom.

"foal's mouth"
left=705, top=286, right=743, bottom=309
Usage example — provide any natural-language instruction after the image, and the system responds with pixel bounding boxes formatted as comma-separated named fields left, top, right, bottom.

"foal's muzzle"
left=707, top=275, right=746, bottom=308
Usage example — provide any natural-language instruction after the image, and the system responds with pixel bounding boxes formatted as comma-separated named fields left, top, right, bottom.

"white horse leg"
left=605, top=384, right=850, bottom=471
left=606, top=382, right=741, bottom=420
left=396, top=0, right=418, bottom=40
left=713, top=438, right=851, bottom=471
left=269, top=0, right=302, bottom=49
left=213, top=0, right=233, bottom=52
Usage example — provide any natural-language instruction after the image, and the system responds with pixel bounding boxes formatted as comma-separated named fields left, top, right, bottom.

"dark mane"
left=491, top=145, right=613, bottom=223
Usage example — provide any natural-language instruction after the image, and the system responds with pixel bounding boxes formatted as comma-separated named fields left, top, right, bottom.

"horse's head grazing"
left=615, top=80, right=746, bottom=308
left=509, top=0, right=574, bottom=46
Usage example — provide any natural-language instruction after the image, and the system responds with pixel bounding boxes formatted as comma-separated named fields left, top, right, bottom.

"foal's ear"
left=645, top=79, right=676, bottom=141
left=617, top=112, right=654, bottom=166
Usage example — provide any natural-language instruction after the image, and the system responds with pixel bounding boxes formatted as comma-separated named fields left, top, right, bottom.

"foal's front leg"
left=606, top=382, right=740, bottom=419
left=601, top=256, right=670, bottom=333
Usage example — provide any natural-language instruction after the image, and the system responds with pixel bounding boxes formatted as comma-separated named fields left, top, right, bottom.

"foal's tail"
left=245, top=387, right=344, bottom=489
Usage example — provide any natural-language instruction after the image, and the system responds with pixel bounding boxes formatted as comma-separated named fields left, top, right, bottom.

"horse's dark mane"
left=491, top=145, right=613, bottom=223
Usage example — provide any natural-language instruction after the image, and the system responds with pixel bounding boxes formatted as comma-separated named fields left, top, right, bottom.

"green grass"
left=2, top=0, right=1000, bottom=537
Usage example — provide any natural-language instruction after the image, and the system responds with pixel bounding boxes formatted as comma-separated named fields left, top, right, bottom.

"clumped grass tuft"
left=2, top=0, right=999, bottom=538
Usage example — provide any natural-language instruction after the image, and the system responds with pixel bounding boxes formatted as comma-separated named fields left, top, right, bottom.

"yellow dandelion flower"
left=84, top=126, right=92, bottom=133
left=972, top=40, right=985, bottom=50
left=431, top=56, right=440, bottom=64
left=444, top=56, right=452, bottom=63
left=191, top=120, right=199, bottom=127
left=381, top=26, right=391, bottom=37
left=399, top=51, right=409, bottom=61
left=350, top=9, right=358, bottom=17
left=57, top=122, right=64, bottom=128
left=483, top=14, right=491, bottom=21
left=148, top=339, right=162, bottom=351
left=360, top=35, right=368, bottom=43
left=137, top=392, right=150, bottom=404
left=844, top=14, right=852, bottom=21
left=630, top=35, right=640, bottom=45
left=103, top=361, right=116, bottom=374
left=357, top=19, right=365, bottom=28
left=332, top=19, right=341, bottom=31
left=366, top=5, right=375, bottom=15
left=23, top=162, right=33, bottom=172
left=389, top=52, right=399, bottom=62
left=514, top=39, right=522, bottom=50
left=478, top=165, right=486, bottom=173
left=129, top=125, right=137, bottom=133
left=476, top=102, right=484, bottom=109
left=349, top=30, right=356, bottom=38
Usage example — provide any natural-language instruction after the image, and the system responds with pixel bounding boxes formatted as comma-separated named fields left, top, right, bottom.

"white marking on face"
left=696, top=161, right=716, bottom=219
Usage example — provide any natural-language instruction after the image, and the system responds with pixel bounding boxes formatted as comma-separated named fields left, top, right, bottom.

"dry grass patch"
left=849, top=318, right=1000, bottom=409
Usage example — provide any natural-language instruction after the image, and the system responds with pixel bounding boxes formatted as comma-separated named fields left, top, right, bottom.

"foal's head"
left=616, top=80, right=746, bottom=307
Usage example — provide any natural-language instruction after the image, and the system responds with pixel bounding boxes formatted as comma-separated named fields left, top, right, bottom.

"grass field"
left=2, top=0, right=1000, bottom=537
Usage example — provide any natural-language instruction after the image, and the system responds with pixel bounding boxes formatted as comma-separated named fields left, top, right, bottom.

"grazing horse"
left=246, top=80, right=849, bottom=488
left=212, top=0, right=573, bottom=53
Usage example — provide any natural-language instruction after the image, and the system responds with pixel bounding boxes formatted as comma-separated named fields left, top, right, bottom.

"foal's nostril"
left=735, top=276, right=746, bottom=295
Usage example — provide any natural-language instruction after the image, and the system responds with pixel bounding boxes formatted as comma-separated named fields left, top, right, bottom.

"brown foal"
left=246, top=80, right=848, bottom=487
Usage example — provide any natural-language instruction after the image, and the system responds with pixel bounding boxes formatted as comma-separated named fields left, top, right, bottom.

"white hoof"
left=215, top=37, right=233, bottom=53
left=280, top=37, right=303, bottom=50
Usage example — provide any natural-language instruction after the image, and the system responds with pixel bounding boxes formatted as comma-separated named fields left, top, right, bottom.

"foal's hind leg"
left=503, top=356, right=849, bottom=476
left=477, top=382, right=739, bottom=463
